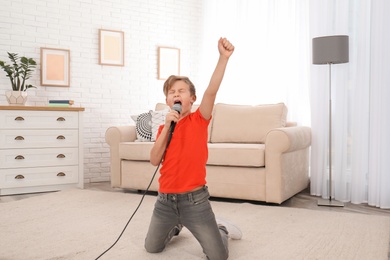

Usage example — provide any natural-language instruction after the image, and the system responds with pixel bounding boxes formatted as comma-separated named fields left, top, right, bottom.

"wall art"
left=99, top=29, right=124, bottom=66
left=158, top=47, right=180, bottom=80
left=40, top=47, right=70, bottom=87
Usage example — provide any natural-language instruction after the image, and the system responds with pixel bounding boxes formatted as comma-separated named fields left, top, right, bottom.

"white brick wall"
left=0, top=0, right=203, bottom=183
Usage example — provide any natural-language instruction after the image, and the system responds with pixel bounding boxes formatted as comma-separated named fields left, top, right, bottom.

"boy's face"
left=166, top=80, right=196, bottom=114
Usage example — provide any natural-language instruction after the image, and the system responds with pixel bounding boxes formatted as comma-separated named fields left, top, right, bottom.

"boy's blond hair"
left=163, top=75, right=196, bottom=97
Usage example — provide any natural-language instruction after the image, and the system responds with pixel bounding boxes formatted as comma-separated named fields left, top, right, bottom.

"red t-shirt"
left=156, top=108, right=210, bottom=193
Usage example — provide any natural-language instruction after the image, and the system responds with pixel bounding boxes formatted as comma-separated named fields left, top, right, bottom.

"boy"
left=145, top=37, right=241, bottom=260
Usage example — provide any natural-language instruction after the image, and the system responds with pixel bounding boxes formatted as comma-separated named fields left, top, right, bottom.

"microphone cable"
left=95, top=131, right=174, bottom=259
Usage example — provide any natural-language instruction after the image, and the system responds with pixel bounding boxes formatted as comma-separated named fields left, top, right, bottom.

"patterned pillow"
left=131, top=111, right=152, bottom=142
left=150, top=109, right=169, bottom=141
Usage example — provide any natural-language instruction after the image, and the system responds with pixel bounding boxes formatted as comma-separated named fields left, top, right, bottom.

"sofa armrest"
left=105, top=126, right=137, bottom=187
left=106, top=125, right=137, bottom=145
left=265, top=126, right=311, bottom=203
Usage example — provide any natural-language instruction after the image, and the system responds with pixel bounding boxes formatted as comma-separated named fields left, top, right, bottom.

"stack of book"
left=48, top=100, right=74, bottom=107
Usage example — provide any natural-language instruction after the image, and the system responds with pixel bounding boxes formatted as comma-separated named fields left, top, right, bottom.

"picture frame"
left=158, top=47, right=180, bottom=80
left=40, top=48, right=70, bottom=87
left=99, top=29, right=124, bottom=66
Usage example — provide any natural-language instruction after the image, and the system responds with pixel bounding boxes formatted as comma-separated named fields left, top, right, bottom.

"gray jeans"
left=144, top=186, right=229, bottom=260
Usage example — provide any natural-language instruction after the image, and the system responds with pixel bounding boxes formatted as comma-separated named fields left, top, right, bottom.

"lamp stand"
left=318, top=63, right=344, bottom=207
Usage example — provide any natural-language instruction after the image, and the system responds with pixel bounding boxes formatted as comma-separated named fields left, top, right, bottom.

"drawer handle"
left=14, top=116, right=25, bottom=121
left=57, top=117, right=66, bottom=122
left=57, top=154, right=66, bottom=158
left=57, top=135, right=66, bottom=140
left=57, top=172, right=66, bottom=177
left=15, top=155, right=25, bottom=160
left=15, top=136, right=25, bottom=140
left=15, top=175, right=25, bottom=179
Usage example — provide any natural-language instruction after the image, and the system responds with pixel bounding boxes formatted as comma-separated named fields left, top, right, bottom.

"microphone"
left=169, top=102, right=182, bottom=134
left=166, top=102, right=181, bottom=148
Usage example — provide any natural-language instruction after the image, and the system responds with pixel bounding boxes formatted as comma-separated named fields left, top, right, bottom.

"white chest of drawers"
left=0, top=106, right=85, bottom=195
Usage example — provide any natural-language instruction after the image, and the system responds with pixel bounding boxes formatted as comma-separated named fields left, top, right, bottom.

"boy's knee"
left=144, top=242, right=164, bottom=254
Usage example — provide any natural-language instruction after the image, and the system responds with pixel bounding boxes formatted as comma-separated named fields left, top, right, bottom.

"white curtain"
left=200, top=0, right=311, bottom=126
left=202, top=0, right=390, bottom=208
left=309, top=0, right=390, bottom=209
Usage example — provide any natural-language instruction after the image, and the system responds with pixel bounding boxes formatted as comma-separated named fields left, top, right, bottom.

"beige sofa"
left=105, top=103, right=311, bottom=204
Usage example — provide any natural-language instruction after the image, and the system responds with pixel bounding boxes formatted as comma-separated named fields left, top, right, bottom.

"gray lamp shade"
left=312, top=35, right=349, bottom=64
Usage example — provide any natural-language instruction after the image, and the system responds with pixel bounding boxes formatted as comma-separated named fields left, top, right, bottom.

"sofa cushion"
left=150, top=109, right=169, bottom=141
left=155, top=103, right=169, bottom=111
left=131, top=107, right=170, bottom=142
left=210, top=103, right=287, bottom=144
left=207, top=143, right=265, bottom=167
left=119, top=142, right=154, bottom=161
left=119, top=142, right=266, bottom=167
left=131, top=111, right=152, bottom=142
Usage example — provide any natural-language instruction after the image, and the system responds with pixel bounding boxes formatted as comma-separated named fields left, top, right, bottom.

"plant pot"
left=5, top=90, right=28, bottom=105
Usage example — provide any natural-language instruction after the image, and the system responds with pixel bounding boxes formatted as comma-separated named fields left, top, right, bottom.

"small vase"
left=5, top=90, right=28, bottom=105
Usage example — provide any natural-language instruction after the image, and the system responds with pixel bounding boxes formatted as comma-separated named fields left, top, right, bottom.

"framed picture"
left=99, top=29, right=124, bottom=66
left=40, top=48, right=70, bottom=87
left=158, top=47, right=180, bottom=80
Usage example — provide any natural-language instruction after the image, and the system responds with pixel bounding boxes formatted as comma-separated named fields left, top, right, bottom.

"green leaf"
left=1, top=52, right=37, bottom=91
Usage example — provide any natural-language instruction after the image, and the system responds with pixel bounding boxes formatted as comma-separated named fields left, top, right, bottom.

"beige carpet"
left=0, top=189, right=389, bottom=260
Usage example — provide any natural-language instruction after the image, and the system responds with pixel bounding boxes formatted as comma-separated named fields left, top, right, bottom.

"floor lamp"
left=312, top=35, right=349, bottom=207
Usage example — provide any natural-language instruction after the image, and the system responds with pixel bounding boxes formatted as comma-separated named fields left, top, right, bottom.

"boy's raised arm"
left=199, top=37, right=235, bottom=120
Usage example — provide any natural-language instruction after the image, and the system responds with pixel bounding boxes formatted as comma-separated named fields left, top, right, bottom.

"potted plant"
left=0, top=52, right=37, bottom=105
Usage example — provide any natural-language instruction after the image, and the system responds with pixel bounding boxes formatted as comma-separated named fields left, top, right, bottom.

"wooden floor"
left=1, top=181, right=389, bottom=218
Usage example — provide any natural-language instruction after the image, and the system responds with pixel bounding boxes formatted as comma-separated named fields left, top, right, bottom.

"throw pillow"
left=132, top=111, right=152, bottom=142
left=210, top=103, right=287, bottom=144
left=150, top=109, right=169, bottom=141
